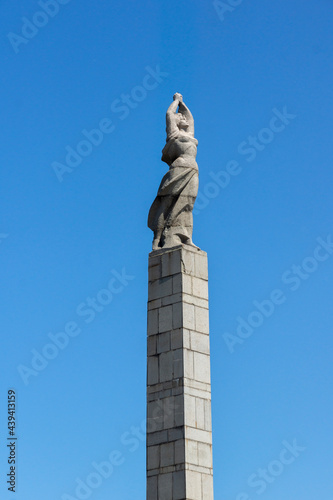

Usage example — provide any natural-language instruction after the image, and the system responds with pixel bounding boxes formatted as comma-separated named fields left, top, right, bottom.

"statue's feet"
left=152, top=232, right=163, bottom=251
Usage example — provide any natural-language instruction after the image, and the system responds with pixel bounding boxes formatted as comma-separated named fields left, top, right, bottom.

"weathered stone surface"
left=147, top=245, right=214, bottom=499
left=148, top=94, right=199, bottom=250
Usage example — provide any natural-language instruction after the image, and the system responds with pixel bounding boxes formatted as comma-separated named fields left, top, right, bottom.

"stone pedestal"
left=147, top=245, right=214, bottom=500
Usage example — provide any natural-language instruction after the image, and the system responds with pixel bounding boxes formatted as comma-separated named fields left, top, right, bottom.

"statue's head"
left=177, top=113, right=189, bottom=130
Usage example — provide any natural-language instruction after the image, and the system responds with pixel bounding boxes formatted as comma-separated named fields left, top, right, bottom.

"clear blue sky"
left=1, top=0, right=333, bottom=499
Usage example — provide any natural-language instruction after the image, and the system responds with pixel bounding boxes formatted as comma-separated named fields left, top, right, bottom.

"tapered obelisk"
left=147, top=94, right=214, bottom=499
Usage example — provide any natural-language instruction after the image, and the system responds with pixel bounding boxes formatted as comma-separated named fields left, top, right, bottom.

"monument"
left=147, top=94, right=214, bottom=499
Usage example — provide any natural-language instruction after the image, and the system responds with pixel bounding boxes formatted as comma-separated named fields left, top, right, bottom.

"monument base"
left=147, top=244, right=214, bottom=500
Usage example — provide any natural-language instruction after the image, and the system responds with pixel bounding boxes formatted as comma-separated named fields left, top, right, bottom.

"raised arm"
left=166, top=97, right=181, bottom=139
left=179, top=101, right=195, bottom=136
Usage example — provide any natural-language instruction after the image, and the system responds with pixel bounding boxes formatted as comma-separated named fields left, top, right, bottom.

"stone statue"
left=148, top=93, right=199, bottom=250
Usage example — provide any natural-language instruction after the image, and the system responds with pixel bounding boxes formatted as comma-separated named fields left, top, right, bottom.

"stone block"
left=147, top=400, right=163, bottom=420
left=160, top=442, right=174, bottom=467
left=187, top=464, right=211, bottom=475
left=184, top=378, right=210, bottom=392
left=170, top=329, right=182, bottom=350
left=195, top=397, right=205, bottom=430
left=183, top=302, right=195, bottom=330
left=147, top=430, right=168, bottom=446
left=147, top=416, right=163, bottom=434
left=159, top=305, right=173, bottom=333
left=173, top=470, right=185, bottom=500
left=184, top=394, right=196, bottom=428
left=157, top=332, right=171, bottom=353
left=172, top=273, right=191, bottom=295
left=183, top=274, right=192, bottom=295
left=194, top=253, right=208, bottom=280
left=183, top=294, right=208, bottom=310
left=184, top=349, right=194, bottom=379
left=148, top=280, right=159, bottom=302
left=159, top=351, right=173, bottom=382
left=149, top=255, right=160, bottom=269
left=204, top=400, right=212, bottom=431
left=147, top=356, right=159, bottom=385
left=174, top=394, right=184, bottom=427
left=158, top=472, right=173, bottom=500
left=149, top=262, right=161, bottom=281
left=148, top=298, right=162, bottom=310
left=193, top=352, right=211, bottom=385
left=174, top=438, right=185, bottom=464
left=161, top=250, right=182, bottom=277
left=197, top=443, right=213, bottom=469
left=202, top=473, right=214, bottom=500
left=191, top=331, right=210, bottom=354
left=148, top=445, right=160, bottom=470
left=173, top=349, right=183, bottom=379
left=185, top=427, right=212, bottom=445
left=147, top=469, right=158, bottom=477
left=174, top=409, right=183, bottom=428
left=186, top=439, right=198, bottom=466
left=183, top=329, right=191, bottom=349
left=195, top=307, right=209, bottom=334
left=149, top=276, right=173, bottom=301
left=172, top=302, right=182, bottom=329
left=182, top=250, right=195, bottom=276
left=172, top=273, right=192, bottom=295
left=192, top=277, right=208, bottom=299
left=185, top=470, right=202, bottom=500
left=168, top=428, right=184, bottom=442
left=161, top=292, right=182, bottom=306
left=148, top=309, right=159, bottom=336
left=172, top=273, right=182, bottom=294
left=163, top=396, right=175, bottom=429
left=183, top=385, right=211, bottom=401
left=147, top=475, right=158, bottom=500
left=148, top=335, right=157, bottom=356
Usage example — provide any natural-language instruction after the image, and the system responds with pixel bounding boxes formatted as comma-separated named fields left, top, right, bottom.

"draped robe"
left=148, top=132, right=199, bottom=248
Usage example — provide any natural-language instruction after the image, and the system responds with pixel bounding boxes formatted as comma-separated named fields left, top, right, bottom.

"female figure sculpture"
left=148, top=93, right=199, bottom=250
